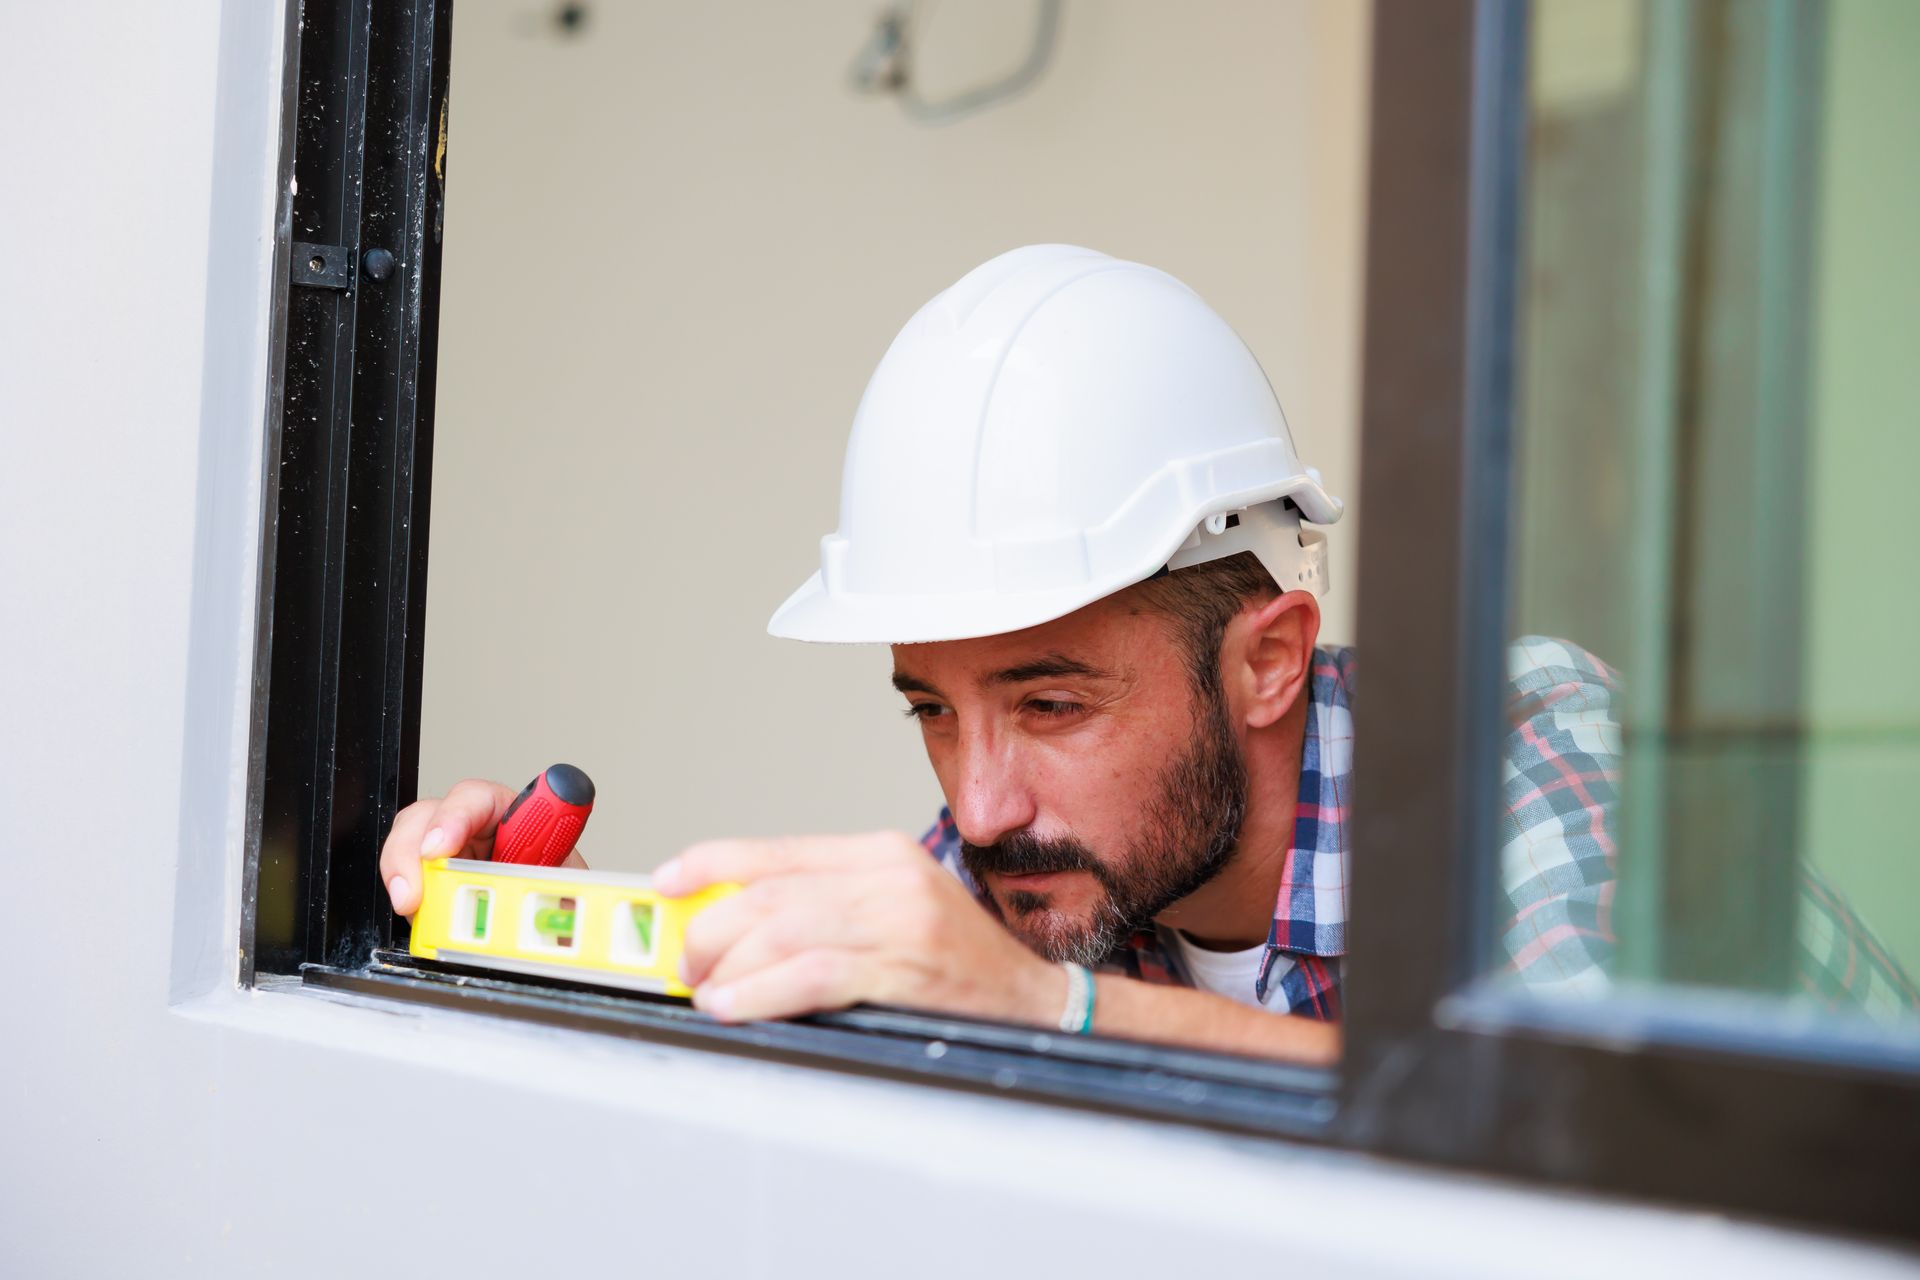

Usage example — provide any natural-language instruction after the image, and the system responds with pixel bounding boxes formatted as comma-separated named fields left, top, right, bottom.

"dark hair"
left=1125, top=551, right=1280, bottom=698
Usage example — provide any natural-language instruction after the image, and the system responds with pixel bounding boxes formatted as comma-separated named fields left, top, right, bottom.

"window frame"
left=1338, top=0, right=1920, bottom=1242
left=241, top=0, right=1340, bottom=1144
left=246, top=0, right=451, bottom=981
left=243, top=0, right=1920, bottom=1242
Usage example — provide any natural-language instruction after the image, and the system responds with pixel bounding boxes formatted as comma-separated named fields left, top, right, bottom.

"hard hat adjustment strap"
left=1161, top=499, right=1331, bottom=598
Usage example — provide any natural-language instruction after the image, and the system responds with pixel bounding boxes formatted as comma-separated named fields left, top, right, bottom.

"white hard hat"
left=768, top=244, right=1343, bottom=645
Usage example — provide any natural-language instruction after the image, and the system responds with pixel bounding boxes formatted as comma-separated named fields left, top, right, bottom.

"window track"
left=301, top=950, right=1338, bottom=1138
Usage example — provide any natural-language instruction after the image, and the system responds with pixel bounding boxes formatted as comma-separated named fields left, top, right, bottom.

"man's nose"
left=948, top=728, right=1038, bottom=848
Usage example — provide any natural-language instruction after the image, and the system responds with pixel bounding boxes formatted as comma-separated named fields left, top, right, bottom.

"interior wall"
left=420, top=0, right=1374, bottom=869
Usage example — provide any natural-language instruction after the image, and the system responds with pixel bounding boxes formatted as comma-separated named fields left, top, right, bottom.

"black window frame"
left=246, top=0, right=453, bottom=983
left=242, top=0, right=1920, bottom=1243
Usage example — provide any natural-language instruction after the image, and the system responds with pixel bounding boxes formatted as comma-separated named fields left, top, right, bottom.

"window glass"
left=1493, top=0, right=1920, bottom=1028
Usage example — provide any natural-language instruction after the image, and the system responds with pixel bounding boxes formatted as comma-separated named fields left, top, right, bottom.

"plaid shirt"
left=1495, top=637, right=1919, bottom=1022
left=923, top=637, right=1920, bottom=1022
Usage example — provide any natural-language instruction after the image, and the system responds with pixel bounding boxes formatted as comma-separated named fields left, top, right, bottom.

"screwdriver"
left=492, top=763, right=595, bottom=867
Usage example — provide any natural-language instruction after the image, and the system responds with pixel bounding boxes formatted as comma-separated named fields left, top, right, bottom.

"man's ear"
left=1230, top=591, right=1320, bottom=730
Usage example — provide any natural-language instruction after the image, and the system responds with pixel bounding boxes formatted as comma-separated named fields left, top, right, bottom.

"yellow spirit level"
left=408, top=857, right=739, bottom=997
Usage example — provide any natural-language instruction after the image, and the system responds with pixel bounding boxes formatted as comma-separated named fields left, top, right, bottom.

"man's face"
left=891, top=593, right=1246, bottom=965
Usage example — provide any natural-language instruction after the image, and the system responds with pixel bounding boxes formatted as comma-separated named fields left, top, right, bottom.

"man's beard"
left=959, top=684, right=1248, bottom=966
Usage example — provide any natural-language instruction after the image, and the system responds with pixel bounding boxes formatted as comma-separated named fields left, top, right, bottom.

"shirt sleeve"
left=1493, top=637, right=1625, bottom=997
left=1492, top=638, right=1920, bottom=1021
left=1795, top=861, right=1920, bottom=1023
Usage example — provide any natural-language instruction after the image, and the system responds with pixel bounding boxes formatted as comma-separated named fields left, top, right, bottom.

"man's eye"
left=903, top=702, right=949, bottom=721
left=1025, top=698, right=1082, bottom=718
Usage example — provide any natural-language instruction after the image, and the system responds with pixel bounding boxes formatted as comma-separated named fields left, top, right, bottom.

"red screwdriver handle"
left=493, top=763, right=595, bottom=867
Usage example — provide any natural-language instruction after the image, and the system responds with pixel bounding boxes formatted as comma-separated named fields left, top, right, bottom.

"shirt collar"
left=1263, top=645, right=1355, bottom=960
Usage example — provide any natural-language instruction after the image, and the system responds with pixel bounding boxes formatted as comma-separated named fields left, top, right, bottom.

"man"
left=379, top=246, right=1915, bottom=1064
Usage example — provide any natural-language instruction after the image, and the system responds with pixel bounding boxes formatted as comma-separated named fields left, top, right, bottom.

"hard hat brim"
left=768, top=477, right=1343, bottom=646
left=766, top=569, right=1128, bottom=646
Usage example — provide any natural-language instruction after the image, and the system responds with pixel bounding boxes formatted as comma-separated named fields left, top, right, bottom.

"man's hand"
left=657, top=830, right=1344, bottom=1065
left=378, top=777, right=587, bottom=917
left=656, top=832, right=1066, bottom=1027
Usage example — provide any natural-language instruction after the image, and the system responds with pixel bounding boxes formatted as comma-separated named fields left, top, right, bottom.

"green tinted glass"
left=1493, top=0, right=1920, bottom=1027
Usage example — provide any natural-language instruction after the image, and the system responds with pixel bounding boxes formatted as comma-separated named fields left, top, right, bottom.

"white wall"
left=420, top=0, right=1374, bottom=869
left=3, top=2, right=1915, bottom=1275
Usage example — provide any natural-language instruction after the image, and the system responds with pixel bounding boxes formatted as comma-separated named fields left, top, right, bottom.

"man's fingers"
left=422, top=778, right=517, bottom=860
left=379, top=778, right=520, bottom=917
left=380, top=802, right=437, bottom=915
left=679, top=882, right=778, bottom=988
left=683, top=876, right=886, bottom=990
left=693, top=948, right=868, bottom=1023
left=655, top=832, right=906, bottom=896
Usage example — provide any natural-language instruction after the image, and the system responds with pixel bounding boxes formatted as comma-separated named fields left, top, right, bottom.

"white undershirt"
left=1167, top=930, right=1271, bottom=1008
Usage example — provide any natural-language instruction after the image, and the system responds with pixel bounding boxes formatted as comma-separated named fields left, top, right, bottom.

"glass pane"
left=1491, top=0, right=1920, bottom=1029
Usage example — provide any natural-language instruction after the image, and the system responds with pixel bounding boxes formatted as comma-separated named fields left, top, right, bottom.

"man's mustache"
left=960, top=831, right=1099, bottom=879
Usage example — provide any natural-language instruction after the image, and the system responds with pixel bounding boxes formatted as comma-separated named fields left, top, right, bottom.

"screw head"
left=363, top=248, right=396, bottom=281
